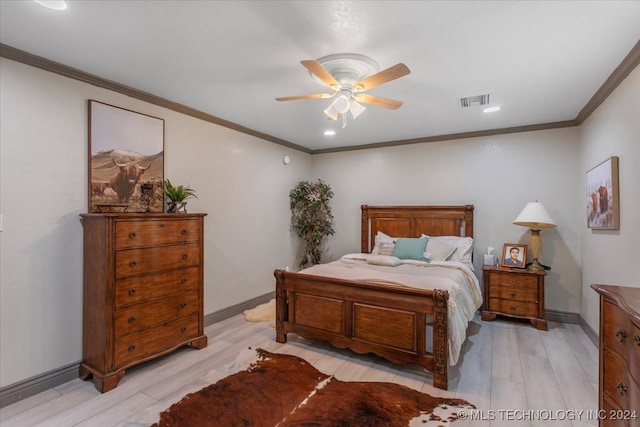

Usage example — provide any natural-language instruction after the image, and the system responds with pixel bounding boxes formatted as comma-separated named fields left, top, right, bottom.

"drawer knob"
left=181, top=229, right=188, bottom=235
left=510, top=306, right=516, bottom=311
left=510, top=279, right=515, bottom=285
left=181, top=326, right=187, bottom=333
left=617, top=382, right=627, bottom=396
left=128, top=288, right=136, bottom=296
left=616, top=329, right=627, bottom=343
left=181, top=277, right=188, bottom=284
left=128, top=316, right=136, bottom=324
left=180, top=302, right=187, bottom=308
left=128, top=232, right=137, bottom=239
left=129, top=260, right=137, bottom=268
left=128, top=344, right=136, bottom=352
left=510, top=292, right=517, bottom=298
left=182, top=254, right=188, bottom=260
left=634, top=335, right=640, bottom=346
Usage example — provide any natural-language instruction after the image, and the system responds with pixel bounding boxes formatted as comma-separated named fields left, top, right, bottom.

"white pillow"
left=378, top=241, right=396, bottom=256
left=422, top=234, right=474, bottom=270
left=367, top=255, right=402, bottom=267
left=425, top=238, right=456, bottom=261
left=372, top=231, right=396, bottom=254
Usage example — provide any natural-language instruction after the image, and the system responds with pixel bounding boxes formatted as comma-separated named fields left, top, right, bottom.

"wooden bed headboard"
left=360, top=205, right=474, bottom=253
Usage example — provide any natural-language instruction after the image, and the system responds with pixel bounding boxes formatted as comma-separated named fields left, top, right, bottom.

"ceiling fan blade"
left=276, top=93, right=335, bottom=102
left=353, top=63, right=410, bottom=92
left=355, top=93, right=404, bottom=110
left=301, top=60, right=340, bottom=90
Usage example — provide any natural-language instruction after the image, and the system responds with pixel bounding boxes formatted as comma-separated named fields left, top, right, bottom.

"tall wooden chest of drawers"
left=481, top=266, right=548, bottom=330
left=592, top=284, right=640, bottom=426
left=79, top=213, right=207, bottom=392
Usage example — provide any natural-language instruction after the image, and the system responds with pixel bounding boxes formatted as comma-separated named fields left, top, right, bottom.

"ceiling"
left=1, top=1, right=639, bottom=153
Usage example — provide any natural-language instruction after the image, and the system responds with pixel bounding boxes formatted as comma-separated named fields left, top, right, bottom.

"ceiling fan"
left=276, top=53, right=410, bottom=127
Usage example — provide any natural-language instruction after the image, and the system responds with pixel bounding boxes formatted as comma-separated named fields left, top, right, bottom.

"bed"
left=274, top=205, right=480, bottom=390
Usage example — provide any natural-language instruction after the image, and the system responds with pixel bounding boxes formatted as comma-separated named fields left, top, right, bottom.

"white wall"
left=579, top=66, right=640, bottom=333
left=313, top=129, right=583, bottom=314
left=0, top=58, right=311, bottom=387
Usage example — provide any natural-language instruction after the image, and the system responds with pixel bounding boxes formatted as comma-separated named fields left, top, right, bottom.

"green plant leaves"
left=164, top=179, right=197, bottom=202
left=289, top=179, right=334, bottom=266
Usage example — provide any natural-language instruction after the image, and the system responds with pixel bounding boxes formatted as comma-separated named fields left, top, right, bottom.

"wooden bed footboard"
left=274, top=269, right=450, bottom=389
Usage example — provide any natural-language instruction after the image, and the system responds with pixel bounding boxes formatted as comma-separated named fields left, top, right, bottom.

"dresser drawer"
left=115, top=218, right=200, bottom=249
left=488, top=298, right=538, bottom=317
left=603, top=349, right=640, bottom=413
left=115, top=267, right=199, bottom=309
left=490, top=285, right=538, bottom=303
left=632, top=320, right=640, bottom=385
left=114, top=313, right=200, bottom=369
left=602, top=395, right=632, bottom=427
left=489, top=272, right=537, bottom=289
left=115, top=243, right=200, bottom=278
left=603, top=301, right=640, bottom=383
left=115, top=290, right=199, bottom=338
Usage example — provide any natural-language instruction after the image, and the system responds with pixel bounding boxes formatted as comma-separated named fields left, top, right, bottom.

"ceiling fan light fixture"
left=349, top=100, right=366, bottom=119
left=333, top=94, right=351, bottom=114
left=323, top=104, right=339, bottom=120
left=33, top=0, right=67, bottom=10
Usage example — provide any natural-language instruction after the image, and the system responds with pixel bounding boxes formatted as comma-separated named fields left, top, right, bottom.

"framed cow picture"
left=88, top=100, right=165, bottom=213
left=586, top=156, right=619, bottom=229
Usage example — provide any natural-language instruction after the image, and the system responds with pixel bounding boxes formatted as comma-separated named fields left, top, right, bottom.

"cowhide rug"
left=151, top=349, right=474, bottom=427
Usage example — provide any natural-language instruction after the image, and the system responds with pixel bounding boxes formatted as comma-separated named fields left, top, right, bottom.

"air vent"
left=460, top=94, right=490, bottom=108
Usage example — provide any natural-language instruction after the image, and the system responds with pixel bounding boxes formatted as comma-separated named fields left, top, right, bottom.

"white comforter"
left=299, top=254, right=483, bottom=366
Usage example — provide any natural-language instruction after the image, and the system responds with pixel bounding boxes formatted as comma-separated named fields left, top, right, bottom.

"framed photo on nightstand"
left=501, top=243, right=527, bottom=269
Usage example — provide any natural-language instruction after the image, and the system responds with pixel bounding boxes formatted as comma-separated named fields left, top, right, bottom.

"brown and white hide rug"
left=151, top=349, right=474, bottom=427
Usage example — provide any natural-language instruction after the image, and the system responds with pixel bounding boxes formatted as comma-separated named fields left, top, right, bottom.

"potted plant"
left=289, top=179, right=335, bottom=267
left=163, top=179, right=197, bottom=213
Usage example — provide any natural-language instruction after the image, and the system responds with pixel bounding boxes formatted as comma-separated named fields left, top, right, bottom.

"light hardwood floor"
left=0, top=313, right=599, bottom=427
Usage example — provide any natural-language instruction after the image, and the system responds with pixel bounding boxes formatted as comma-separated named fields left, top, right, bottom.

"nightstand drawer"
left=488, top=298, right=538, bottom=317
left=490, top=272, right=537, bottom=289
left=490, top=285, right=538, bottom=303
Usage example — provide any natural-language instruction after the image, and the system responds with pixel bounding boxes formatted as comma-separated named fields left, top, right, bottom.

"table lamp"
left=513, top=201, right=556, bottom=271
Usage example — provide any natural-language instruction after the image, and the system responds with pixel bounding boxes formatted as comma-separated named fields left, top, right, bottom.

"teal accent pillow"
left=392, top=238, right=429, bottom=261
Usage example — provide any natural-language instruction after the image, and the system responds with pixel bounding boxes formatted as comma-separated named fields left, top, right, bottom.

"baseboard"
left=204, top=291, right=275, bottom=326
left=578, top=315, right=599, bottom=348
left=545, top=309, right=581, bottom=324
left=0, top=361, right=80, bottom=409
left=0, top=291, right=275, bottom=409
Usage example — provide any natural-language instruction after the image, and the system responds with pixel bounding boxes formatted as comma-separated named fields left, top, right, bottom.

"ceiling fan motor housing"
left=312, top=53, right=380, bottom=90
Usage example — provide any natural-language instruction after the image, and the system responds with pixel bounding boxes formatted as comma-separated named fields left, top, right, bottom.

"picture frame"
left=586, top=156, right=620, bottom=229
left=88, top=100, right=165, bottom=213
left=501, top=243, right=527, bottom=269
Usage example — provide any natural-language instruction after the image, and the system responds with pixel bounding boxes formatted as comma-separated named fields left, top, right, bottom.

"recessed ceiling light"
left=324, top=130, right=336, bottom=136
left=483, top=106, right=500, bottom=113
left=34, top=0, right=68, bottom=10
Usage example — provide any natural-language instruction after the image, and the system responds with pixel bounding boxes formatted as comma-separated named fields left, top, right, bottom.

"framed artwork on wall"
left=501, top=243, right=527, bottom=269
left=88, top=100, right=165, bottom=213
left=586, top=156, right=619, bottom=230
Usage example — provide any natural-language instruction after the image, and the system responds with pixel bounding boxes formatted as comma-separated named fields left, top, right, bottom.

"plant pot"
left=167, top=201, right=187, bottom=213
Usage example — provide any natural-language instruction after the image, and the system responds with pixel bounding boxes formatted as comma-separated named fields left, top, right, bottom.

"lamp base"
left=528, top=258, right=545, bottom=272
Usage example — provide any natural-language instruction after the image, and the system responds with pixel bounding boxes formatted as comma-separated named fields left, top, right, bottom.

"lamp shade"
left=513, top=202, right=556, bottom=229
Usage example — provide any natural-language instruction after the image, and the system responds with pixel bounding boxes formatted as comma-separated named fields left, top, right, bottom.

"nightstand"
left=481, top=266, right=547, bottom=330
